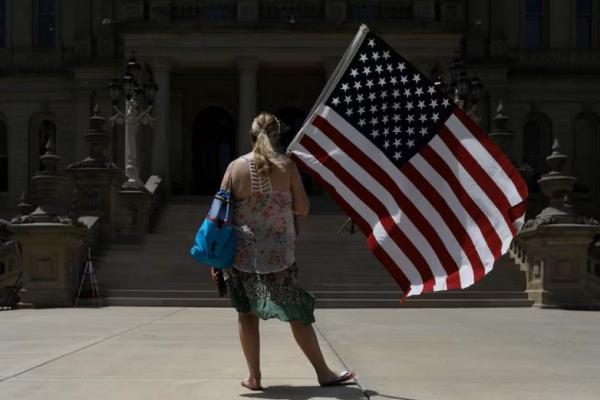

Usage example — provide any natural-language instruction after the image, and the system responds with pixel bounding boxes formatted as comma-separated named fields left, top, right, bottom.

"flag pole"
left=286, top=24, right=370, bottom=153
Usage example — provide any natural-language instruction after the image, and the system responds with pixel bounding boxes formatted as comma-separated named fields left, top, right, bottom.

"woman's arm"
left=220, top=160, right=236, bottom=190
left=290, top=159, right=310, bottom=216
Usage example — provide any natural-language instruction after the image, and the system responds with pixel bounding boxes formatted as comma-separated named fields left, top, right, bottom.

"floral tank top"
left=232, top=156, right=295, bottom=274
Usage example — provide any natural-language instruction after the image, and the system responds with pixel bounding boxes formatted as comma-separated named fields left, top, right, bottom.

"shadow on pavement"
left=364, top=390, right=418, bottom=400
left=240, top=384, right=365, bottom=400
left=240, top=385, right=418, bottom=400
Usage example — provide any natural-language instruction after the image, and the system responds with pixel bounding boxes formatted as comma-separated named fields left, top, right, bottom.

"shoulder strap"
left=243, top=156, right=260, bottom=193
left=244, top=156, right=273, bottom=193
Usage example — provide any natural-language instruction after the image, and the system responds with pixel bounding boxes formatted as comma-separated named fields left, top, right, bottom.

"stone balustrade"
left=168, top=0, right=420, bottom=23
left=171, top=0, right=237, bottom=21
left=346, top=0, right=414, bottom=21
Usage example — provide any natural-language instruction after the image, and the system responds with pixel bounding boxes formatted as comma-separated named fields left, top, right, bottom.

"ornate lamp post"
left=434, top=57, right=483, bottom=122
left=108, top=52, right=159, bottom=190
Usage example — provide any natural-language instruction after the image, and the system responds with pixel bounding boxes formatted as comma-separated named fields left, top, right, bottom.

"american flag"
left=287, top=28, right=528, bottom=298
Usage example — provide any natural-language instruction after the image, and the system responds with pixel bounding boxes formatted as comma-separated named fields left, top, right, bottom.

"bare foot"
left=241, top=377, right=264, bottom=391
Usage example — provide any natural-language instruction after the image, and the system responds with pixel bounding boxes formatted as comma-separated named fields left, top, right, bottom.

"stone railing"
left=0, top=240, right=21, bottom=290
left=518, top=49, right=600, bottom=70
left=508, top=238, right=529, bottom=274
left=346, top=0, right=413, bottom=21
left=167, top=0, right=419, bottom=22
left=171, top=0, right=238, bottom=21
left=586, top=240, right=600, bottom=285
left=258, top=1, right=325, bottom=22
left=0, top=220, right=20, bottom=290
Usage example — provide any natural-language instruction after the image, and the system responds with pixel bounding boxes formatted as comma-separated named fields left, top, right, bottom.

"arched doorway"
left=192, top=107, right=235, bottom=195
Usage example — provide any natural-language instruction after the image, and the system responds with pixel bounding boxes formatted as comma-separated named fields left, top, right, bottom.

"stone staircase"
left=91, top=196, right=533, bottom=308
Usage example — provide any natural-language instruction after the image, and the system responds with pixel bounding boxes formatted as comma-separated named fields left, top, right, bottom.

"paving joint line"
left=314, top=323, right=371, bottom=400
left=0, top=307, right=187, bottom=383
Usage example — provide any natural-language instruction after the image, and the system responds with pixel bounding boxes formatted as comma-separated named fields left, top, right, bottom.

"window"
left=0, top=120, right=7, bottom=192
left=38, top=0, right=56, bottom=48
left=0, top=0, right=6, bottom=48
left=525, top=0, right=544, bottom=48
left=38, top=120, right=56, bottom=171
left=572, top=114, right=600, bottom=193
left=522, top=114, right=552, bottom=178
left=577, top=0, right=593, bottom=49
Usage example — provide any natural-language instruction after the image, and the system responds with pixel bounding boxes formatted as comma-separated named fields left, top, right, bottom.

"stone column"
left=151, top=60, right=171, bottom=187
left=236, top=57, right=258, bottom=155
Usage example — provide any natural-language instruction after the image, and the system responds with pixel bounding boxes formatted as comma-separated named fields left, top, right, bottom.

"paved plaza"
left=0, top=307, right=599, bottom=400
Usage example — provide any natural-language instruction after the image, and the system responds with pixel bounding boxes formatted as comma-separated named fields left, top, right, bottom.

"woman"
left=212, top=112, right=355, bottom=391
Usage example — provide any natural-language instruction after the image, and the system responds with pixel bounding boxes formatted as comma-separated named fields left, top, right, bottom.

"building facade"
left=0, top=0, right=599, bottom=218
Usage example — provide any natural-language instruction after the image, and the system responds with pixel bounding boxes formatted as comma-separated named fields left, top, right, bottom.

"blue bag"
left=190, top=185, right=236, bottom=269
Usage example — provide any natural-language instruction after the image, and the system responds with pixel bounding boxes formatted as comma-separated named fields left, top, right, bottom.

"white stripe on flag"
left=409, top=152, right=495, bottom=276
left=428, top=135, right=515, bottom=255
left=445, top=114, right=524, bottom=207
left=303, top=122, right=449, bottom=291
left=292, top=141, right=425, bottom=296
left=316, top=106, right=480, bottom=289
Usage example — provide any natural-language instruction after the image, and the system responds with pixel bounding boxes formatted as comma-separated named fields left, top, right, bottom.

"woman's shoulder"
left=276, top=153, right=294, bottom=166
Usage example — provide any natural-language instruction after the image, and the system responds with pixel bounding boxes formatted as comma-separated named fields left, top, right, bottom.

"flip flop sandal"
left=241, top=380, right=264, bottom=391
left=320, top=369, right=356, bottom=387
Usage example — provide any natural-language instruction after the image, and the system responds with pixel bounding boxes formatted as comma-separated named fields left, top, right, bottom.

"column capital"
left=235, top=57, right=260, bottom=72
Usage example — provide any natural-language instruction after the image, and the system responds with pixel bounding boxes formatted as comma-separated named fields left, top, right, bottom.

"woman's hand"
left=210, top=268, right=221, bottom=287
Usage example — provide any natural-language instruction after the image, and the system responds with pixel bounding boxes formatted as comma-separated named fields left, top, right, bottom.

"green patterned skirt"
left=223, top=263, right=315, bottom=325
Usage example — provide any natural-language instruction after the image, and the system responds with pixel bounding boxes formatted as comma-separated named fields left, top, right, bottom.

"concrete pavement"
left=1, top=307, right=599, bottom=400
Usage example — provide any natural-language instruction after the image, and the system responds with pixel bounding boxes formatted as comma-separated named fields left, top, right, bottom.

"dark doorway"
left=275, top=106, right=322, bottom=195
left=274, top=106, right=306, bottom=153
left=192, top=107, right=235, bottom=194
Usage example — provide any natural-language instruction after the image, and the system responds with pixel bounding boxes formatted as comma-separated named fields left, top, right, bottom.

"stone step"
left=92, top=195, right=529, bottom=308
left=77, top=296, right=533, bottom=308
left=97, top=288, right=529, bottom=300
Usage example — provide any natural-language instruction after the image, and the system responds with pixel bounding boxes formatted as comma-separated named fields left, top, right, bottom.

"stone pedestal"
left=118, top=189, right=153, bottom=241
left=517, top=137, right=600, bottom=308
left=518, top=225, right=600, bottom=308
left=10, top=135, right=91, bottom=307
left=8, top=223, right=88, bottom=307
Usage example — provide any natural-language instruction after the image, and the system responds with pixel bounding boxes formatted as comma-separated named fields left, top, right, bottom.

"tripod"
left=75, top=246, right=102, bottom=307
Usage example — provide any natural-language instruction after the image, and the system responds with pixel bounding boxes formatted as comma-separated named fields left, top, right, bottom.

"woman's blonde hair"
left=249, top=112, right=284, bottom=177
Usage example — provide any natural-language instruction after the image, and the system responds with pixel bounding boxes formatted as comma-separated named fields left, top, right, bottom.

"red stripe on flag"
left=290, top=152, right=412, bottom=297
left=299, top=134, right=436, bottom=293
left=438, top=126, right=517, bottom=237
left=453, top=107, right=529, bottom=200
left=312, top=115, right=461, bottom=290
left=507, top=201, right=527, bottom=224
left=420, top=145, right=503, bottom=262
left=400, top=162, right=487, bottom=284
